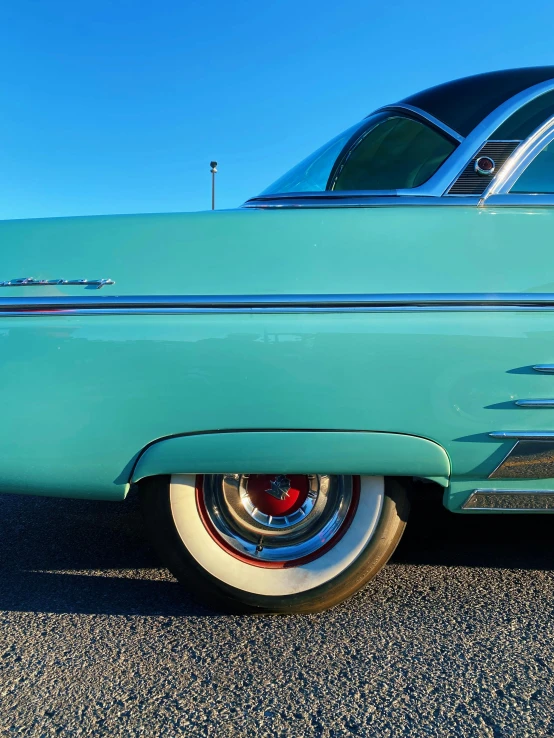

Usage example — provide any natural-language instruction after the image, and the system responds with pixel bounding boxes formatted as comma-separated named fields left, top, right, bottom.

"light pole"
left=210, top=161, right=218, bottom=210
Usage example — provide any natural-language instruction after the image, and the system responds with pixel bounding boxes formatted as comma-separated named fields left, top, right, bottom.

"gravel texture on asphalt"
left=1, top=485, right=554, bottom=737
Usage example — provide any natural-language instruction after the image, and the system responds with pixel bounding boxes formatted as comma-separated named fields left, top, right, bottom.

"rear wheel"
left=140, top=473, right=409, bottom=613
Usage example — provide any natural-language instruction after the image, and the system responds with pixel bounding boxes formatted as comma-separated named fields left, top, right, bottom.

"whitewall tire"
left=140, top=473, right=409, bottom=613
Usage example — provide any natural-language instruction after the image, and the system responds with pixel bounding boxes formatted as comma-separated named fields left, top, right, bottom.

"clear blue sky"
left=2, top=0, right=554, bottom=219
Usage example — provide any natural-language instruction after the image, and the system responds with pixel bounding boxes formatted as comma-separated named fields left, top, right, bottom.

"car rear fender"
left=131, top=430, right=450, bottom=487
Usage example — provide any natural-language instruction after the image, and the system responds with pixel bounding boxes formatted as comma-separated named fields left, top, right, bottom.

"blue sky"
left=1, top=0, right=554, bottom=219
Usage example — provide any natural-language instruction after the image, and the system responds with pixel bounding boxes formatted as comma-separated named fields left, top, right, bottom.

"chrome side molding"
left=489, top=431, right=554, bottom=440
left=515, top=399, right=554, bottom=408
left=533, top=365, right=554, bottom=373
left=6, top=292, right=554, bottom=316
left=463, top=489, right=554, bottom=510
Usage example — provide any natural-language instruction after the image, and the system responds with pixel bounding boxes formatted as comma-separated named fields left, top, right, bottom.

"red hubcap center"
left=246, top=474, right=310, bottom=516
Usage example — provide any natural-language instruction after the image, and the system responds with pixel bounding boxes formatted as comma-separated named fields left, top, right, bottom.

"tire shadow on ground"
left=0, top=483, right=552, bottom=616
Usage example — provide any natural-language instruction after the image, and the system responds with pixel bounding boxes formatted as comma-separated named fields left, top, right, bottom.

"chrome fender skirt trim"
left=131, top=430, right=450, bottom=487
left=446, top=478, right=554, bottom=512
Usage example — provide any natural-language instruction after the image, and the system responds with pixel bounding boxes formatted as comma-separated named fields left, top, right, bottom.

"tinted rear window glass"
left=511, top=142, right=554, bottom=194
left=401, top=67, right=554, bottom=137
left=331, top=117, right=456, bottom=191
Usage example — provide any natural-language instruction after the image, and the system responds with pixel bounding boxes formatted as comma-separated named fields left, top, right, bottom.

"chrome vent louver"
left=447, top=141, right=521, bottom=195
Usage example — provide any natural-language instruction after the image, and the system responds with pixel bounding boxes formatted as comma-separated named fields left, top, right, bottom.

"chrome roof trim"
left=403, top=78, right=554, bottom=197
left=5, top=293, right=554, bottom=316
left=483, top=114, right=554, bottom=197
left=377, top=103, right=465, bottom=143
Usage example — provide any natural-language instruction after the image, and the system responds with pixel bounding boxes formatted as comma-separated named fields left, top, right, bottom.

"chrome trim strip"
left=483, top=114, right=554, bottom=197
left=6, top=292, right=554, bottom=315
left=479, top=193, right=554, bottom=210
left=243, top=195, right=480, bottom=209
left=489, top=431, right=554, bottom=440
left=246, top=190, right=398, bottom=201
left=488, top=441, right=520, bottom=478
left=378, top=103, right=464, bottom=143
left=482, top=194, right=554, bottom=207
left=533, top=365, right=554, bottom=373
left=515, top=399, right=554, bottom=408
left=462, top=489, right=554, bottom=511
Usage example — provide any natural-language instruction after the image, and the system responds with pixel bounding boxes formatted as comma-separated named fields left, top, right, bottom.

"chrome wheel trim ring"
left=200, top=474, right=355, bottom=563
left=169, top=474, right=385, bottom=596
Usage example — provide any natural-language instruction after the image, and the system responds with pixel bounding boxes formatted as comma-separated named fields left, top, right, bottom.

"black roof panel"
left=400, top=67, right=554, bottom=137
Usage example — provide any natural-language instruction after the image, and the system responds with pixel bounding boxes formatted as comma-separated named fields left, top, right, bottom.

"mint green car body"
left=4, top=67, right=554, bottom=514
left=0, top=205, right=553, bottom=511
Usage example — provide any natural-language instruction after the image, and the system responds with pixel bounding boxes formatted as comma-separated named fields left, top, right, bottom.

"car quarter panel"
left=1, top=207, right=554, bottom=505
left=0, top=309, right=553, bottom=502
left=1, top=206, right=554, bottom=298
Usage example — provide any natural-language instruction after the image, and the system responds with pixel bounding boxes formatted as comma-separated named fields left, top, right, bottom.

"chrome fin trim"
left=490, top=431, right=554, bottom=440
left=462, top=489, right=554, bottom=511
left=515, top=399, right=554, bottom=408
left=533, top=365, right=554, bottom=373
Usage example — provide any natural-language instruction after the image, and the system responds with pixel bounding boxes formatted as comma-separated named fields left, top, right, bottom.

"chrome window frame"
left=481, top=113, right=554, bottom=205
left=380, top=103, right=464, bottom=143
left=244, top=78, right=554, bottom=209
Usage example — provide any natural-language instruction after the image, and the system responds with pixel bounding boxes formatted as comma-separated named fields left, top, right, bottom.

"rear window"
left=259, top=113, right=457, bottom=196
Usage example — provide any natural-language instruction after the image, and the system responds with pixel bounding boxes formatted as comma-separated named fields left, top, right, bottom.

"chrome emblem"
left=265, top=474, right=292, bottom=501
left=0, top=278, right=115, bottom=289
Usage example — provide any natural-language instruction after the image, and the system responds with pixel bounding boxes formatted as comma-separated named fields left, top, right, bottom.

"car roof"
left=400, top=67, right=554, bottom=137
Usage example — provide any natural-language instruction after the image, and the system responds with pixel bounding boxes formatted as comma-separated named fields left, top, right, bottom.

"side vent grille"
left=448, top=141, right=520, bottom=195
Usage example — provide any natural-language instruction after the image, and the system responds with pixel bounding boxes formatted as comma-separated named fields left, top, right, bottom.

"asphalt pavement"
left=1, top=485, right=554, bottom=737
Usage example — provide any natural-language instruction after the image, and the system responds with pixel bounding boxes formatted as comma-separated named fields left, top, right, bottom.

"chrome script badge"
left=0, top=278, right=115, bottom=289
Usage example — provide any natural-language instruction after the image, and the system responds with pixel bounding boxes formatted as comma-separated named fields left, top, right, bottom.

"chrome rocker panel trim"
left=6, top=293, right=554, bottom=316
left=462, top=489, right=554, bottom=511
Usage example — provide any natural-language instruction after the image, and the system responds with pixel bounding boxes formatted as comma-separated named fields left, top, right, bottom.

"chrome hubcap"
left=198, top=474, right=357, bottom=564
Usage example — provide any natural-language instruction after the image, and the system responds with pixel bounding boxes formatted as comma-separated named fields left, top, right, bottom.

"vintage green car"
left=3, top=66, right=554, bottom=613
